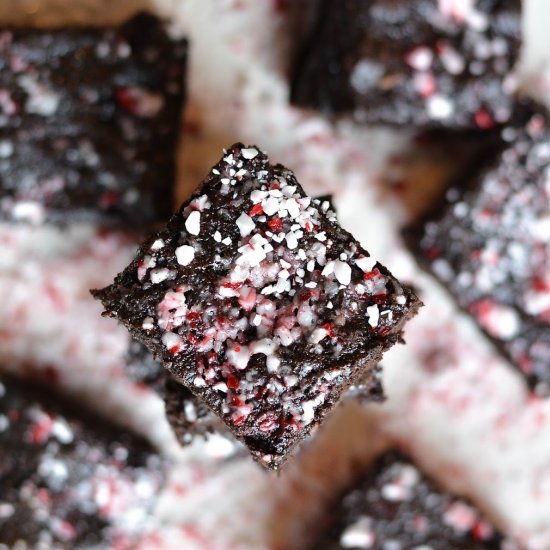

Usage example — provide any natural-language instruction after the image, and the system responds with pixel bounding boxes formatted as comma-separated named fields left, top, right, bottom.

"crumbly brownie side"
left=405, top=101, right=550, bottom=394
left=291, top=0, right=522, bottom=130
left=313, top=452, right=512, bottom=549
left=164, top=369, right=385, bottom=450
left=0, top=12, right=187, bottom=226
left=0, top=374, right=165, bottom=549
left=94, top=143, right=421, bottom=469
left=126, top=338, right=167, bottom=393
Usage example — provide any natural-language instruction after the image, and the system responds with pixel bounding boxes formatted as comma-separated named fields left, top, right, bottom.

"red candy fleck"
left=472, top=521, right=493, bottom=541
left=267, top=217, right=283, bottom=231
left=227, top=374, right=240, bottom=389
left=323, top=323, right=335, bottom=337
left=223, top=281, right=243, bottom=290
left=249, top=203, right=264, bottom=217
left=115, top=87, right=137, bottom=113
left=474, top=109, right=495, bottom=130
left=30, top=413, right=54, bottom=444
left=233, top=415, right=245, bottom=426
left=100, top=191, right=120, bottom=209
left=363, top=270, right=378, bottom=281
left=426, top=246, right=440, bottom=260
left=187, top=333, right=200, bottom=345
left=533, top=277, right=547, bottom=291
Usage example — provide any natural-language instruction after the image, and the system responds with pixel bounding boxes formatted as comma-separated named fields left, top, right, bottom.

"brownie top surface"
left=94, top=143, right=420, bottom=467
left=0, top=374, right=165, bottom=549
left=408, top=102, right=550, bottom=391
left=0, top=12, right=187, bottom=226
left=291, top=0, right=521, bottom=129
left=315, top=452, right=508, bottom=549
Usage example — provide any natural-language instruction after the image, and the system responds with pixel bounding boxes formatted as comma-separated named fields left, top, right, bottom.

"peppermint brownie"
left=313, top=452, right=512, bottom=549
left=291, top=0, right=521, bottom=130
left=0, top=12, right=186, bottom=226
left=0, top=374, right=165, bottom=549
left=406, top=102, right=550, bottom=394
left=93, top=143, right=421, bottom=469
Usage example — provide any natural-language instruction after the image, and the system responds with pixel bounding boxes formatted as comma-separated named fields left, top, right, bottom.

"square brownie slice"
left=0, top=374, right=165, bottom=549
left=291, top=0, right=521, bottom=130
left=312, top=452, right=510, bottom=549
left=0, top=12, right=186, bottom=226
left=406, top=102, right=550, bottom=395
left=164, top=369, right=385, bottom=451
left=93, top=143, right=421, bottom=469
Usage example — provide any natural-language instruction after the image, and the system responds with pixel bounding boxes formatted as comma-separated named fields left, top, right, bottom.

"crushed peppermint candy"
left=185, top=211, right=201, bottom=236
left=175, top=245, right=195, bottom=266
left=94, top=143, right=420, bottom=468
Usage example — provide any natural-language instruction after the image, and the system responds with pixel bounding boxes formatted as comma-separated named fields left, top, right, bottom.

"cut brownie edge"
left=93, top=142, right=421, bottom=469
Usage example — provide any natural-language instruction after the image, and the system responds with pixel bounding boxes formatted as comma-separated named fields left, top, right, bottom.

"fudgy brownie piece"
left=93, top=143, right=421, bottom=469
left=291, top=0, right=521, bottom=130
left=406, top=102, right=550, bottom=394
left=0, top=12, right=186, bottom=226
left=0, top=374, right=165, bottom=549
left=313, top=452, right=510, bottom=549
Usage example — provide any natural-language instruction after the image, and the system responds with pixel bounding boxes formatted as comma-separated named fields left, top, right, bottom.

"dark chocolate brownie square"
left=93, top=143, right=421, bottom=469
left=406, top=102, right=550, bottom=395
left=313, top=452, right=511, bottom=549
left=0, top=12, right=186, bottom=226
left=0, top=374, right=165, bottom=549
left=291, top=0, right=521, bottom=130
